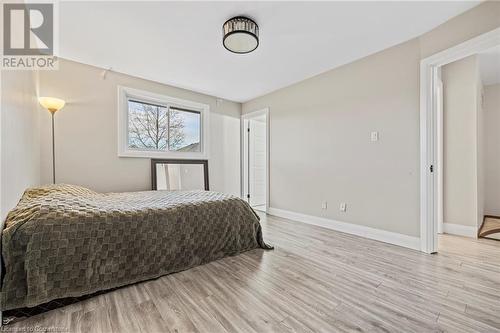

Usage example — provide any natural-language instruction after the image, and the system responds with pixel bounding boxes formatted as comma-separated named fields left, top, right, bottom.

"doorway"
left=420, top=27, right=500, bottom=253
left=241, top=108, right=269, bottom=213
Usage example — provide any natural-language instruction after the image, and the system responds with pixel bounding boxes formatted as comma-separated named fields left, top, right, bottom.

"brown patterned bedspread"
left=1, top=184, right=272, bottom=310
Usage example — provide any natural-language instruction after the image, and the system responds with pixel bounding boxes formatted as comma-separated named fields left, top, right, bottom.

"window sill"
left=118, top=149, right=208, bottom=160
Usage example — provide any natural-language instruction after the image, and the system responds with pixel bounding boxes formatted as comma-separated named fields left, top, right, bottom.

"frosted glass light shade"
left=39, top=97, right=66, bottom=112
left=224, top=33, right=258, bottom=54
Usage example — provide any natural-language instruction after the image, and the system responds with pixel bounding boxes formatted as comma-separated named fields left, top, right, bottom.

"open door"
left=249, top=118, right=266, bottom=207
left=436, top=69, right=444, bottom=235
left=242, top=109, right=269, bottom=213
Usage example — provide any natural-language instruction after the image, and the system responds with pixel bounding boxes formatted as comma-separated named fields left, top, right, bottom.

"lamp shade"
left=39, top=97, right=66, bottom=112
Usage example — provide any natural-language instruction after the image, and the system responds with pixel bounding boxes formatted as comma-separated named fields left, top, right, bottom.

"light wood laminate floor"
left=8, top=213, right=500, bottom=333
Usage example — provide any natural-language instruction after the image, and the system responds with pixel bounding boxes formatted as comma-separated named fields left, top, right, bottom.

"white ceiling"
left=479, top=45, right=500, bottom=86
left=59, top=1, right=480, bottom=102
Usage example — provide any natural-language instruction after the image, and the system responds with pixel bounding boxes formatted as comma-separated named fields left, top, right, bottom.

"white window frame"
left=118, top=86, right=209, bottom=159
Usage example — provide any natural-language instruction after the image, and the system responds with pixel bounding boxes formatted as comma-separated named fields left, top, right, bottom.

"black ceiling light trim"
left=222, top=16, right=259, bottom=54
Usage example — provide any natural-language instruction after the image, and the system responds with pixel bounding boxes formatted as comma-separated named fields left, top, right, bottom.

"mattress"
left=1, top=184, right=272, bottom=310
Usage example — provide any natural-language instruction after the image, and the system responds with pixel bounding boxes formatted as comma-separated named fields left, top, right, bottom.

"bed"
left=1, top=184, right=272, bottom=310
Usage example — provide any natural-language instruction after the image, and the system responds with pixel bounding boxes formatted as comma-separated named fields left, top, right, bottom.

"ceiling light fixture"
left=223, top=16, right=259, bottom=54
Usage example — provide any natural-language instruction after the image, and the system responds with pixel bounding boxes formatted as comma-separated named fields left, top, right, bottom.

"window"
left=127, top=101, right=201, bottom=152
left=118, top=87, right=209, bottom=158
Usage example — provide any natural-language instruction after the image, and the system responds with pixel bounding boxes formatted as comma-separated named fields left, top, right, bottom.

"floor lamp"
left=39, top=97, right=66, bottom=184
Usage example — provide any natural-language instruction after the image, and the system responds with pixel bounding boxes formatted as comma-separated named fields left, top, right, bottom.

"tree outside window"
left=127, top=100, right=201, bottom=152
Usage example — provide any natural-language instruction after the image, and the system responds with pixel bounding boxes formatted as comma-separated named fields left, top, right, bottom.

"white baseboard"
left=267, top=207, right=420, bottom=251
left=443, top=223, right=477, bottom=238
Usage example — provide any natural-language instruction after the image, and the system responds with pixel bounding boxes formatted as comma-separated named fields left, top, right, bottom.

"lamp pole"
left=38, top=97, right=65, bottom=185
left=49, top=109, right=57, bottom=184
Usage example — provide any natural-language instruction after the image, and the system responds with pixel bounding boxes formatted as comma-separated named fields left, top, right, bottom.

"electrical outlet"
left=340, top=203, right=347, bottom=212
left=321, top=201, right=328, bottom=210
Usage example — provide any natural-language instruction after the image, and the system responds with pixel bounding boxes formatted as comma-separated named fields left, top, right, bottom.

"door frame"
left=241, top=108, right=270, bottom=213
left=420, top=27, right=500, bottom=253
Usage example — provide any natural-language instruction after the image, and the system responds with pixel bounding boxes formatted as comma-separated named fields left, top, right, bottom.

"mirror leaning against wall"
left=151, top=159, right=209, bottom=191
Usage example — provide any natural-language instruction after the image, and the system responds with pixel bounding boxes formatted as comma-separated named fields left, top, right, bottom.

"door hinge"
left=430, top=165, right=434, bottom=173
left=247, top=194, right=250, bottom=199
left=247, top=128, right=250, bottom=132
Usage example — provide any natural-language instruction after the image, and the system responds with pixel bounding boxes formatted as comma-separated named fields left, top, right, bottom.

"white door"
left=249, top=119, right=266, bottom=207
left=436, top=73, right=444, bottom=235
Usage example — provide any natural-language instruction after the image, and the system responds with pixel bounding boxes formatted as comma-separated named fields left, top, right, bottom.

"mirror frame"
left=151, top=159, right=209, bottom=191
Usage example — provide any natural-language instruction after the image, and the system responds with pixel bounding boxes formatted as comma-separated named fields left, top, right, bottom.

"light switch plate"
left=371, top=131, right=379, bottom=142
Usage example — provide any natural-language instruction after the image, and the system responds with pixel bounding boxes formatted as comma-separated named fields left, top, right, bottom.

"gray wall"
left=242, top=1, right=500, bottom=237
left=244, top=39, right=421, bottom=236
left=484, top=83, right=500, bottom=216
left=419, top=1, right=500, bottom=58
left=38, top=59, right=241, bottom=195
left=1, top=70, right=40, bottom=222
left=442, top=55, right=483, bottom=228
